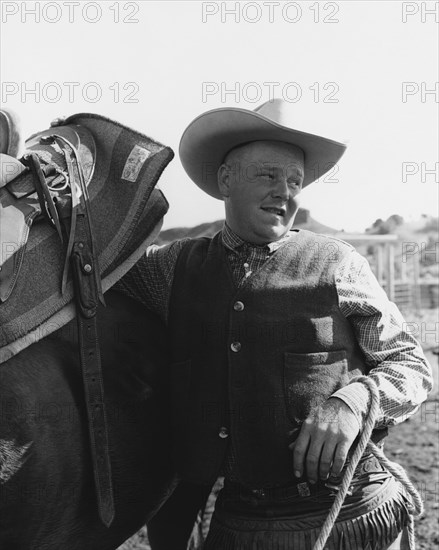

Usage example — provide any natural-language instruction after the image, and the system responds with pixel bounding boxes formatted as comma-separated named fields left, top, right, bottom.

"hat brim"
left=179, top=107, right=346, bottom=199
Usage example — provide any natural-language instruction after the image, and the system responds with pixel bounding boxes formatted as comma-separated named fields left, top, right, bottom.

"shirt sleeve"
left=112, top=238, right=190, bottom=323
left=331, top=250, right=433, bottom=430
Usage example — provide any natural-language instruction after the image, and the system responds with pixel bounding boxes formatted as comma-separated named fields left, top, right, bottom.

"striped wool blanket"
left=0, top=113, right=173, bottom=363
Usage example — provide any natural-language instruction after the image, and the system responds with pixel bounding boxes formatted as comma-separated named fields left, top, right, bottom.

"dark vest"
left=168, top=230, right=367, bottom=487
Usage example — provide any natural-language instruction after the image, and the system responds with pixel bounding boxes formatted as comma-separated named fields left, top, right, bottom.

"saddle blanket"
left=0, top=113, right=173, bottom=363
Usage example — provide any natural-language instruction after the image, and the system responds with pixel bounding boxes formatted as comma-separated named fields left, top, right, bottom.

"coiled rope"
left=313, top=376, right=424, bottom=550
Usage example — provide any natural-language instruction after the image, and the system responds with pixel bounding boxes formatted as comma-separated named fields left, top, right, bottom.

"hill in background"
left=156, top=208, right=339, bottom=245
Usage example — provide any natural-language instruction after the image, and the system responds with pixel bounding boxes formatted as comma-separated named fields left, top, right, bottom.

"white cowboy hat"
left=179, top=98, right=347, bottom=199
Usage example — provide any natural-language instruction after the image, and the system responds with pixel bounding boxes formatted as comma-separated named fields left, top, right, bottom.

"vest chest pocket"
left=283, top=350, right=349, bottom=425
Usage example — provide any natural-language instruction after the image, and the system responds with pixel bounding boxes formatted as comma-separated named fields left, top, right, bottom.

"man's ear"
left=217, top=164, right=231, bottom=198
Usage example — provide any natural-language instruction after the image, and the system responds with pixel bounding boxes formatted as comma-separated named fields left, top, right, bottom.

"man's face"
left=218, top=140, right=304, bottom=244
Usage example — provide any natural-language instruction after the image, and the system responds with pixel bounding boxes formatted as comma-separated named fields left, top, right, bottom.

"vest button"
left=251, top=488, right=266, bottom=499
left=218, top=426, right=229, bottom=439
left=233, top=301, right=244, bottom=312
left=231, top=342, right=241, bottom=352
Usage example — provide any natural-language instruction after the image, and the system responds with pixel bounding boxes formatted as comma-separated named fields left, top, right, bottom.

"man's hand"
left=289, top=398, right=361, bottom=485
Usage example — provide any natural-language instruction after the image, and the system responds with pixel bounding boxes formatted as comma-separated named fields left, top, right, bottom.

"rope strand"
left=312, top=376, right=423, bottom=550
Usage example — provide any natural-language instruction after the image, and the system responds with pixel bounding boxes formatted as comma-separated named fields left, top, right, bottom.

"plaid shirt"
left=115, top=224, right=432, bottom=430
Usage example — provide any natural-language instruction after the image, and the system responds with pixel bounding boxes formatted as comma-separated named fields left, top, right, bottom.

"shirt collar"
left=221, top=222, right=294, bottom=254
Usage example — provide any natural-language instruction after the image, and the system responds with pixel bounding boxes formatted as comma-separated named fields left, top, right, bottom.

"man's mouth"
left=261, top=206, right=286, bottom=217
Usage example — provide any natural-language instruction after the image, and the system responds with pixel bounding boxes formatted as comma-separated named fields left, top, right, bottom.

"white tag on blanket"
left=121, top=145, right=151, bottom=182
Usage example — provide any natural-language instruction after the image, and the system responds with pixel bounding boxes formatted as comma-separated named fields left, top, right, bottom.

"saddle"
left=1, top=113, right=172, bottom=352
left=0, top=112, right=174, bottom=526
left=1, top=122, right=98, bottom=303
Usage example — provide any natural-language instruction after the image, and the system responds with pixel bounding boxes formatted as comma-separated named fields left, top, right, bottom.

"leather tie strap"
left=47, top=134, right=114, bottom=527
left=71, top=214, right=115, bottom=527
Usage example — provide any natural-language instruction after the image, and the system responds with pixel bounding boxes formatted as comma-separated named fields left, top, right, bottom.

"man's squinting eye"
left=260, top=172, right=274, bottom=179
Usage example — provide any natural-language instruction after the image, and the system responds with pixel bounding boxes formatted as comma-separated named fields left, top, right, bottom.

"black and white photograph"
left=0, top=2, right=438, bottom=549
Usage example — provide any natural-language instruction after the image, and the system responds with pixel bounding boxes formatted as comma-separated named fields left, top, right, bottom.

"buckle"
left=297, top=481, right=311, bottom=497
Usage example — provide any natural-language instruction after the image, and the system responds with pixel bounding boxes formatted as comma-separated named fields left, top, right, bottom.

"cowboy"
left=116, top=99, right=432, bottom=549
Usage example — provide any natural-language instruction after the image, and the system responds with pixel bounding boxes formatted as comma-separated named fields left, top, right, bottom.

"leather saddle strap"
left=46, top=135, right=113, bottom=525
left=22, top=152, right=63, bottom=242
left=70, top=211, right=115, bottom=528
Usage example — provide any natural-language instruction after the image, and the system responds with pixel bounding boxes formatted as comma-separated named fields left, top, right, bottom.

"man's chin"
left=256, top=225, right=291, bottom=244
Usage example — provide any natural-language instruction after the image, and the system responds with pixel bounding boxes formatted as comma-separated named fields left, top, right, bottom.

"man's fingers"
left=319, top=442, right=336, bottom=481
left=330, top=441, right=351, bottom=476
left=290, top=400, right=359, bottom=483
left=292, top=429, right=310, bottom=479
left=305, top=436, right=325, bottom=484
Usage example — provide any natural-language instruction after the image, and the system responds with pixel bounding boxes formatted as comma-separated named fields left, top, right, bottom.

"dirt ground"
left=385, top=352, right=439, bottom=550
left=119, top=309, right=439, bottom=550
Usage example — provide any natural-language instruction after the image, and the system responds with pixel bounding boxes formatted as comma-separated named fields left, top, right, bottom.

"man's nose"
left=271, top=177, right=289, bottom=200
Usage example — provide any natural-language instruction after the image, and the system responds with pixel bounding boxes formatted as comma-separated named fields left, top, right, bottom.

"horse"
left=0, top=289, right=177, bottom=550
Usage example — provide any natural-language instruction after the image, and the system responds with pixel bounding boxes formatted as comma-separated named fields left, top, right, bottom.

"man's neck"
left=222, top=223, right=293, bottom=251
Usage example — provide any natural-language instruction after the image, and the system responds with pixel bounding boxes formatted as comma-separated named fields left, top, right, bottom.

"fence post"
left=386, top=243, right=395, bottom=302
left=412, top=252, right=421, bottom=311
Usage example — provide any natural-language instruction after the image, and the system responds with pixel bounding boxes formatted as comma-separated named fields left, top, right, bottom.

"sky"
left=1, top=0, right=438, bottom=232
